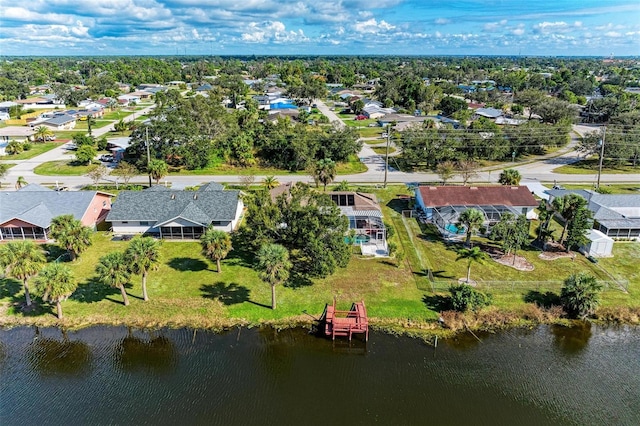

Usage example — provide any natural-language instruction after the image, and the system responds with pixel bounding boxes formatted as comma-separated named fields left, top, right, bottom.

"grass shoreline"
left=1, top=305, right=638, bottom=339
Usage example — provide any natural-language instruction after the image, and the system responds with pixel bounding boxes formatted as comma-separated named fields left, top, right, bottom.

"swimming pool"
left=445, top=223, right=464, bottom=234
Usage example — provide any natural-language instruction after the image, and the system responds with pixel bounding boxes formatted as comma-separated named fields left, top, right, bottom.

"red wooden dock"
left=322, top=300, right=369, bottom=341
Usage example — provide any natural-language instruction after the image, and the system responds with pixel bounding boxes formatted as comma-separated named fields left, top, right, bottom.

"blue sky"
left=1, top=0, right=639, bottom=56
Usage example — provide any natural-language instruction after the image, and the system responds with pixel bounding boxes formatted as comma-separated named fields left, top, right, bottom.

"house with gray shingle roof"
left=0, top=184, right=112, bottom=241
left=40, top=114, right=77, bottom=130
left=106, top=183, right=244, bottom=239
left=546, top=189, right=640, bottom=239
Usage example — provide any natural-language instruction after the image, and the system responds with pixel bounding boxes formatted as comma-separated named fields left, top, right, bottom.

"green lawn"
left=0, top=233, right=425, bottom=327
left=75, top=120, right=112, bottom=130
left=0, top=142, right=61, bottom=160
left=372, top=146, right=397, bottom=155
left=553, top=183, right=640, bottom=195
left=34, top=160, right=95, bottom=176
left=102, top=111, right=134, bottom=120
left=169, top=157, right=367, bottom=176
left=554, top=158, right=640, bottom=174
left=1, top=185, right=637, bottom=330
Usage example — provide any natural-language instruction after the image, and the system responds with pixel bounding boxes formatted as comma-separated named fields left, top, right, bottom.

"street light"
left=512, top=151, right=516, bottom=163
left=596, top=127, right=606, bottom=190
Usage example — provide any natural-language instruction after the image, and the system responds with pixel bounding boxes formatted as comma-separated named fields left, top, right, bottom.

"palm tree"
left=50, top=215, right=92, bottom=261
left=34, top=126, right=54, bottom=142
left=200, top=227, right=232, bottom=273
left=455, top=246, right=487, bottom=284
left=96, top=251, right=131, bottom=306
left=262, top=175, right=279, bottom=190
left=147, top=159, right=168, bottom=185
left=560, top=273, right=603, bottom=319
left=5, top=141, right=24, bottom=155
left=34, top=263, right=77, bottom=319
left=553, top=194, right=588, bottom=247
left=498, top=168, right=522, bottom=186
left=0, top=241, right=45, bottom=306
left=456, top=208, right=485, bottom=247
left=0, top=163, right=8, bottom=189
left=312, top=158, right=337, bottom=191
left=257, top=243, right=292, bottom=310
left=125, top=236, right=161, bottom=301
left=15, top=176, right=27, bottom=190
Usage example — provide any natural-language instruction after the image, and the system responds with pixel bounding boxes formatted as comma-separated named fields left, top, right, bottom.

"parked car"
left=99, top=154, right=114, bottom=162
left=65, top=143, right=77, bottom=150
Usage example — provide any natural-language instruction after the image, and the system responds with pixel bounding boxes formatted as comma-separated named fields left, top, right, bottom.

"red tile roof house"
left=0, top=184, right=112, bottom=241
left=414, top=185, right=538, bottom=238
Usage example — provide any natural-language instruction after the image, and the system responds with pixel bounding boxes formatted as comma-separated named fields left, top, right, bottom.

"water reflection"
left=551, top=322, right=592, bottom=355
left=115, top=329, right=177, bottom=374
left=27, top=329, right=92, bottom=376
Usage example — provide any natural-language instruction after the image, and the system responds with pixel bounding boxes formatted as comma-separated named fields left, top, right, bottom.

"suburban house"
left=546, top=189, right=640, bottom=239
left=107, top=183, right=244, bottom=239
left=39, top=113, right=77, bottom=130
left=0, top=184, right=112, bottom=241
left=269, top=185, right=388, bottom=256
left=0, top=126, right=36, bottom=143
left=415, top=185, right=538, bottom=237
left=327, top=191, right=388, bottom=256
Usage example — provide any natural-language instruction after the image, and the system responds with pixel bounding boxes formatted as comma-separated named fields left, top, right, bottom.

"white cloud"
left=483, top=20, right=507, bottom=32
left=604, top=31, right=622, bottom=38
left=353, top=18, right=395, bottom=34
left=434, top=18, right=450, bottom=25
left=241, top=21, right=308, bottom=43
left=533, top=21, right=583, bottom=33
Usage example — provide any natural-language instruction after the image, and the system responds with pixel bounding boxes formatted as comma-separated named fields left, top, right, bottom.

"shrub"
left=560, top=273, right=603, bottom=319
left=384, top=221, right=395, bottom=239
left=22, top=142, right=32, bottom=151
left=449, top=284, right=492, bottom=312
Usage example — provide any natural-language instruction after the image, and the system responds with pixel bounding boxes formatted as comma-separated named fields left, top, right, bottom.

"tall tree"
left=50, top=215, right=93, bottom=261
left=0, top=241, right=45, bottom=307
left=490, top=213, right=530, bottom=264
left=200, top=227, right=232, bottom=273
left=257, top=243, right=292, bottom=310
left=534, top=200, right=555, bottom=246
left=435, top=161, right=455, bottom=185
left=111, top=161, right=138, bottom=185
left=312, top=158, right=336, bottom=191
left=456, top=160, right=479, bottom=186
left=147, top=159, right=168, bottom=185
left=457, top=208, right=485, bottom=247
left=125, top=236, right=162, bottom=302
left=0, top=163, right=8, bottom=189
left=96, top=251, right=131, bottom=306
left=85, top=164, right=108, bottom=186
left=34, top=263, right=77, bottom=319
left=565, top=206, right=593, bottom=253
left=553, top=194, right=589, bottom=249
left=561, top=273, right=603, bottom=319
left=498, top=169, right=522, bottom=186
left=75, top=145, right=96, bottom=165
left=455, top=246, right=487, bottom=284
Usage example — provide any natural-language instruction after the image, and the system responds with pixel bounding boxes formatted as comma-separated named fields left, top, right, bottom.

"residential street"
left=2, top=103, right=639, bottom=190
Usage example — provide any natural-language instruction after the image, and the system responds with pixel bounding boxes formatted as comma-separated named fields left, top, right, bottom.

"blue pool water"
left=445, top=223, right=464, bottom=234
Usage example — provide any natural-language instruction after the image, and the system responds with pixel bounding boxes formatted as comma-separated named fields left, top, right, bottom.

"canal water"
left=1, top=324, right=638, bottom=425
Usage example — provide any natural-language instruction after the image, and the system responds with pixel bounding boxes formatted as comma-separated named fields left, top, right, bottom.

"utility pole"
left=145, top=126, right=152, bottom=187
left=596, top=126, right=606, bottom=190
left=383, top=124, right=391, bottom=188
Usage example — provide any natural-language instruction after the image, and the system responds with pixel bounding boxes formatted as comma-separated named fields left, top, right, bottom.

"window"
left=140, top=221, right=150, bottom=226
left=347, top=195, right=355, bottom=206
left=121, top=221, right=129, bottom=224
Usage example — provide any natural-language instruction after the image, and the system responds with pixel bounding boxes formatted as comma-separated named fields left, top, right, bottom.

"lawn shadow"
left=284, top=271, right=314, bottom=289
left=523, top=290, right=561, bottom=308
left=0, top=277, right=21, bottom=300
left=200, top=281, right=250, bottom=305
left=41, top=244, right=68, bottom=262
left=167, top=257, right=208, bottom=272
left=71, top=276, right=121, bottom=304
left=431, top=270, right=455, bottom=279
left=386, top=198, right=409, bottom=215
left=422, top=294, right=452, bottom=312
left=248, top=300, right=272, bottom=309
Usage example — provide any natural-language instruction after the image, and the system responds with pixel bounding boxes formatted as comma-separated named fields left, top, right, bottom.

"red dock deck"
left=322, top=300, right=369, bottom=341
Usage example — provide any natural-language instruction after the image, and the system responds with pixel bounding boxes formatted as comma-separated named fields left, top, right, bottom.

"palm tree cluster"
left=0, top=235, right=162, bottom=318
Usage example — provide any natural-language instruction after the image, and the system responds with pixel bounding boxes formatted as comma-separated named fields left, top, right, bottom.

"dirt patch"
left=492, top=254, right=534, bottom=271
left=458, top=278, right=478, bottom=286
left=538, top=241, right=576, bottom=261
